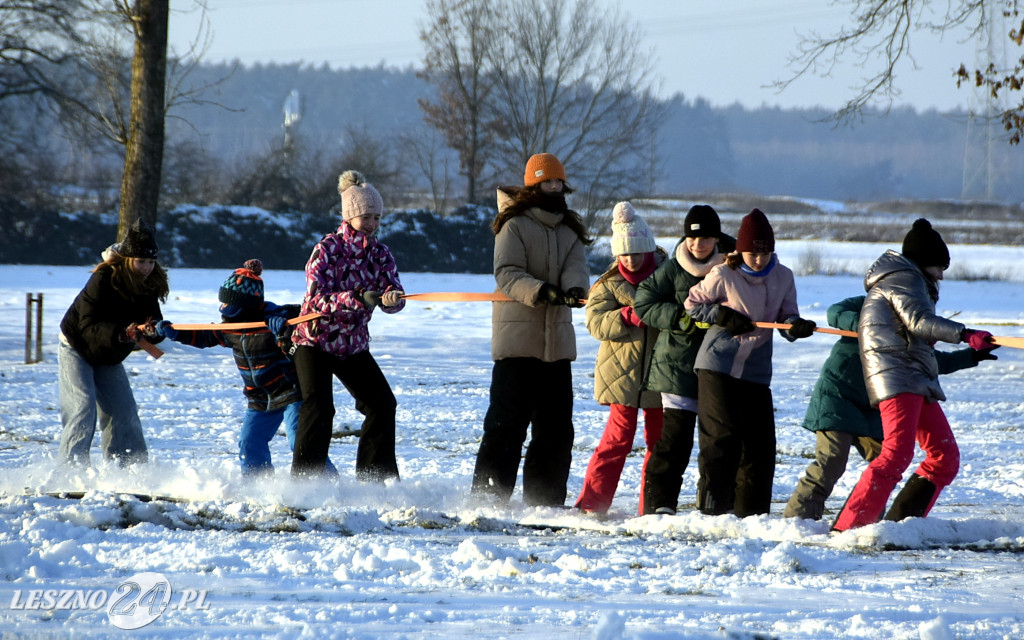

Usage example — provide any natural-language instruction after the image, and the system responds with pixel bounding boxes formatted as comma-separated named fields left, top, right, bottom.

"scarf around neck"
left=739, top=253, right=778, bottom=277
left=618, top=252, right=656, bottom=285
left=675, top=241, right=724, bottom=278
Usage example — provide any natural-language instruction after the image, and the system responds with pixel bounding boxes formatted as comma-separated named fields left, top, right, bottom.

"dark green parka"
left=633, top=236, right=734, bottom=398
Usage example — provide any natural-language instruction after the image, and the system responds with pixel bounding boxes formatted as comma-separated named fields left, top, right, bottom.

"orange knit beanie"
left=523, top=153, right=566, bottom=187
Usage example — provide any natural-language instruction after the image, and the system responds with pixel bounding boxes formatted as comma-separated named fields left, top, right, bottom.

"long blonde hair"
left=92, top=251, right=170, bottom=302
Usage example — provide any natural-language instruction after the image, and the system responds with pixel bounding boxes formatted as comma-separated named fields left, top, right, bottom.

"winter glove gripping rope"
left=539, top=283, right=567, bottom=306
left=972, top=348, right=999, bottom=363
left=787, top=317, right=817, bottom=339
left=123, top=318, right=159, bottom=343
left=266, top=315, right=287, bottom=336
left=362, top=290, right=382, bottom=308
left=673, top=308, right=696, bottom=334
left=715, top=306, right=756, bottom=336
left=564, top=287, right=587, bottom=308
left=962, top=328, right=998, bottom=351
left=154, top=320, right=178, bottom=340
left=620, top=306, right=645, bottom=328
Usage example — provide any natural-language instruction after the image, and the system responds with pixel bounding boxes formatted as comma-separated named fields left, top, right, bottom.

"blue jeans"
left=240, top=401, right=338, bottom=477
left=57, top=338, right=148, bottom=466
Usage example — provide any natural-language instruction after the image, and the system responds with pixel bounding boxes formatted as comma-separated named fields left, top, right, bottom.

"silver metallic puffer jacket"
left=858, top=250, right=965, bottom=406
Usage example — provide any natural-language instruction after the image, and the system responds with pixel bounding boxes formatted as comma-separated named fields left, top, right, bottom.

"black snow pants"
left=642, top=408, right=697, bottom=514
left=696, top=369, right=776, bottom=517
left=471, top=357, right=574, bottom=506
left=291, top=345, right=399, bottom=481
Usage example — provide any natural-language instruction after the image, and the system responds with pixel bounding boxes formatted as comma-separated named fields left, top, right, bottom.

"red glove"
left=621, top=306, right=645, bottom=328
left=963, top=329, right=997, bottom=351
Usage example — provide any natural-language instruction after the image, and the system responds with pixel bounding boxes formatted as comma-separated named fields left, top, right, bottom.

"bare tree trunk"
left=118, top=0, right=168, bottom=238
left=419, top=0, right=499, bottom=205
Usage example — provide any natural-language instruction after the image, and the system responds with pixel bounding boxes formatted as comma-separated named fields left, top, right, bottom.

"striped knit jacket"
left=167, top=306, right=300, bottom=412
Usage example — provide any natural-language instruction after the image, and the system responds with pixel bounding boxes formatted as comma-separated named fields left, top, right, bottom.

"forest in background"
left=5, top=61, right=1024, bottom=271
left=158, top=63, right=1022, bottom=202
left=6, top=61, right=1024, bottom=216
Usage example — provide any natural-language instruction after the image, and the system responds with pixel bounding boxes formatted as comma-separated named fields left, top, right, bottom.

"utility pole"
left=961, top=0, right=1010, bottom=202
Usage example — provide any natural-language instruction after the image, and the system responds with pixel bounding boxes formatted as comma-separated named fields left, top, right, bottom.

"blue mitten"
left=154, top=320, right=178, bottom=340
left=266, top=315, right=287, bottom=336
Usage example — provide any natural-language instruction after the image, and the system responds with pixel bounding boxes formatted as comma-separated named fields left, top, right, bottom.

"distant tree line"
left=4, top=0, right=1024, bottom=247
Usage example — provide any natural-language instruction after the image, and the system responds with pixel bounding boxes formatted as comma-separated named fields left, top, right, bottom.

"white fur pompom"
left=337, top=170, right=367, bottom=195
left=612, top=201, right=636, bottom=224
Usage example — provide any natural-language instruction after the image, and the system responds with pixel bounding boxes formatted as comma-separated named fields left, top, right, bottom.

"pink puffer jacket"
left=292, top=222, right=405, bottom=358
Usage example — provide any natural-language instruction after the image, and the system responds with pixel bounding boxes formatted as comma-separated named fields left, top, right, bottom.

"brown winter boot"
left=883, top=474, right=938, bottom=522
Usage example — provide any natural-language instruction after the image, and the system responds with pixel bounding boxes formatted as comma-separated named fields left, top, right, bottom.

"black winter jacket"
left=61, top=267, right=165, bottom=367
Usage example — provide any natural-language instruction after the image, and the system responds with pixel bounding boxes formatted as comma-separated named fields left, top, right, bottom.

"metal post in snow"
left=25, top=293, right=43, bottom=364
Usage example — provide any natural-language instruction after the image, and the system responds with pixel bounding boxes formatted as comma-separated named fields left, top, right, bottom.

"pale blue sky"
left=168, top=0, right=994, bottom=111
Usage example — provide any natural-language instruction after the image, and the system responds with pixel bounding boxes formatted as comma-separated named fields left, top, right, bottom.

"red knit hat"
left=736, top=208, right=775, bottom=253
left=523, top=153, right=566, bottom=187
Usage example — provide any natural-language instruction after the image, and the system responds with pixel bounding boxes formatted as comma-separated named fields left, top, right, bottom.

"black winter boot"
left=696, top=486, right=733, bottom=516
left=883, top=474, right=938, bottom=522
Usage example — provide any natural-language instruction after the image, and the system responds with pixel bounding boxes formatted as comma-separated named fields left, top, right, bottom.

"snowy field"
left=1, top=238, right=1023, bottom=639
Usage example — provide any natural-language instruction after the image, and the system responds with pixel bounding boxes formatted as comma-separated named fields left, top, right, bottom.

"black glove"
left=564, top=287, right=586, bottom=308
left=538, top=283, right=566, bottom=306
left=362, top=290, right=382, bottom=308
left=715, top=306, right=755, bottom=336
left=788, top=317, right=816, bottom=339
left=972, top=348, right=999, bottom=363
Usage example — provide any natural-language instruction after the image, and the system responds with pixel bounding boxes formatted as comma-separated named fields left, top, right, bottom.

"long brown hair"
left=93, top=252, right=170, bottom=302
left=725, top=252, right=743, bottom=269
left=492, top=184, right=593, bottom=245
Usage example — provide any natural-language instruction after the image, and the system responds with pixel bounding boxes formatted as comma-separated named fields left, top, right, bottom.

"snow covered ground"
left=1, top=239, right=1023, bottom=639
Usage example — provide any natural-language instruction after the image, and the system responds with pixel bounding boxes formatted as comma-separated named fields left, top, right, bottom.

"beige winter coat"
left=586, top=259, right=663, bottom=408
left=491, top=188, right=591, bottom=362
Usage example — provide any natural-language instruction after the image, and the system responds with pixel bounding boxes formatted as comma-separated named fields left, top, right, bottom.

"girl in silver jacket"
left=832, top=219, right=998, bottom=531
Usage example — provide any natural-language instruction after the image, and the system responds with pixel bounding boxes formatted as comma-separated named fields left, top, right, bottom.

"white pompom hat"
left=610, top=202, right=656, bottom=256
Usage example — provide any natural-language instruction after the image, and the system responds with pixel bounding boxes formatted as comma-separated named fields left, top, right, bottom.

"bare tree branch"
left=772, top=0, right=1000, bottom=125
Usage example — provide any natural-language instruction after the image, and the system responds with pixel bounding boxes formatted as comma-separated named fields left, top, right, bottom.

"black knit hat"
left=218, top=259, right=265, bottom=310
left=683, top=205, right=722, bottom=238
left=902, top=218, right=950, bottom=269
left=119, top=219, right=159, bottom=259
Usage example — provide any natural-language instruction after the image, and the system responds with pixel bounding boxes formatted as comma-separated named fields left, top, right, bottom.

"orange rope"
left=168, top=312, right=322, bottom=331
left=757, top=321, right=1023, bottom=349
left=401, top=292, right=512, bottom=302
left=755, top=322, right=857, bottom=338
left=135, top=338, right=163, bottom=359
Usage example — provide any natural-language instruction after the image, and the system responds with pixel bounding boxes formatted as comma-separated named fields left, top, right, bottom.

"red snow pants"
left=575, top=404, right=663, bottom=515
left=832, top=393, right=959, bottom=531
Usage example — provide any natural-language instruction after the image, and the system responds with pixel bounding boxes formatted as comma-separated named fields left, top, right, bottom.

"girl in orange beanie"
left=471, top=153, right=592, bottom=507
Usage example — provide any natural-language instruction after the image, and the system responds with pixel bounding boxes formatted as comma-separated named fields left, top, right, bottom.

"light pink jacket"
left=684, top=256, right=800, bottom=384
